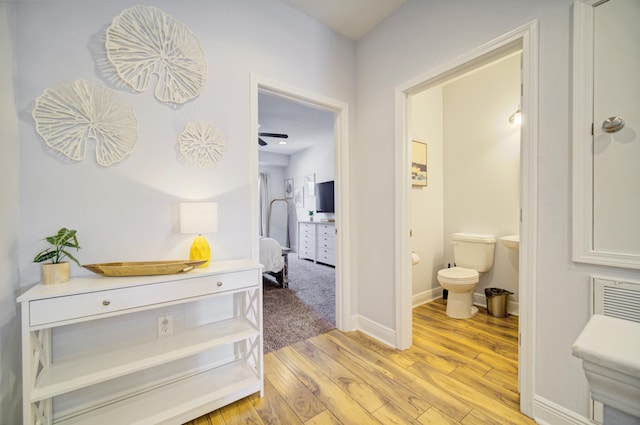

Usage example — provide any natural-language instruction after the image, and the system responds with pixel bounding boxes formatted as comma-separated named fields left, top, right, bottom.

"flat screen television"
left=315, top=181, right=335, bottom=213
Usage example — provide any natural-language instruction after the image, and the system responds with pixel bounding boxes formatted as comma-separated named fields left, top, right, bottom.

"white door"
left=592, top=0, right=640, bottom=255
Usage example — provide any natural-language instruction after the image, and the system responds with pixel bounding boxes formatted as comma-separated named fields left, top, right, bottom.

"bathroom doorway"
left=395, top=22, right=539, bottom=417
left=409, top=51, right=521, bottom=312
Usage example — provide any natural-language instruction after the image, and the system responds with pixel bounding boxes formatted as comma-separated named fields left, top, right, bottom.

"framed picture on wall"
left=412, top=140, right=427, bottom=186
left=284, top=178, right=293, bottom=199
left=305, top=173, right=316, bottom=196
left=294, top=186, right=304, bottom=207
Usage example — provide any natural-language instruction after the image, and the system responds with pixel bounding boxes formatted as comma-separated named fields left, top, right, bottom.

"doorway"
left=250, top=75, right=352, bottom=333
left=409, top=50, right=522, bottom=310
left=395, top=22, right=539, bottom=417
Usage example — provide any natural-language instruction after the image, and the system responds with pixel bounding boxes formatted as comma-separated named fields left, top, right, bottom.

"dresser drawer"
left=300, top=233, right=315, bottom=244
left=29, top=270, right=258, bottom=327
left=317, top=248, right=336, bottom=266
left=299, top=237, right=315, bottom=249
left=300, top=228, right=316, bottom=241
left=299, top=246, right=314, bottom=260
left=317, top=224, right=334, bottom=237
left=300, top=223, right=315, bottom=233
left=317, top=235, right=335, bottom=249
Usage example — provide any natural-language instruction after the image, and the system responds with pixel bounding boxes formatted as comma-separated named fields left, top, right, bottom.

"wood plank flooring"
left=185, top=299, right=536, bottom=424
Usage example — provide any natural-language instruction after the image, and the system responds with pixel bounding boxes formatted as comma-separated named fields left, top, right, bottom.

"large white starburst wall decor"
left=105, top=5, right=207, bottom=105
left=178, top=121, right=225, bottom=168
left=32, top=80, right=139, bottom=167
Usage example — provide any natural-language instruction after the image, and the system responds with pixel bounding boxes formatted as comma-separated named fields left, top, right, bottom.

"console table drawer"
left=29, top=270, right=257, bottom=326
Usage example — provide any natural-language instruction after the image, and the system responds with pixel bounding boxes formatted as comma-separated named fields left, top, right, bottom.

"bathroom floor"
left=187, top=298, right=532, bottom=424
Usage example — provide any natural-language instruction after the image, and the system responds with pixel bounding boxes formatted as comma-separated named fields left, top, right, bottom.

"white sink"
left=572, top=315, right=640, bottom=419
left=501, top=235, right=519, bottom=251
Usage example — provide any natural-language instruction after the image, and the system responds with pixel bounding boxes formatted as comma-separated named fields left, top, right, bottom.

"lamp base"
left=189, top=235, right=211, bottom=267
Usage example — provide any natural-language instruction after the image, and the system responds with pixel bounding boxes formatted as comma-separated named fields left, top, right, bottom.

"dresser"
left=298, top=221, right=336, bottom=266
left=18, top=259, right=263, bottom=425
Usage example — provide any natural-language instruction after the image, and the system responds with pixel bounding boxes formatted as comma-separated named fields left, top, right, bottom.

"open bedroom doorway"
left=252, top=77, right=351, bottom=353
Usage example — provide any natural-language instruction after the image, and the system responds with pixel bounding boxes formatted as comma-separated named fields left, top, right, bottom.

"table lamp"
left=180, top=202, right=218, bottom=267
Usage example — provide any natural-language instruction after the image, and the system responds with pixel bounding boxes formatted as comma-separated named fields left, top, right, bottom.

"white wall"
left=285, top=139, right=335, bottom=251
left=410, top=87, right=444, bottom=303
left=13, top=0, right=354, bottom=283
left=354, top=0, right=636, bottom=420
left=442, top=54, right=521, bottom=301
left=6, top=1, right=355, bottom=420
left=0, top=3, right=22, bottom=423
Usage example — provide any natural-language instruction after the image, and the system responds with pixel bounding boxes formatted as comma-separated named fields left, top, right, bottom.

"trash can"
left=484, top=288, right=513, bottom=318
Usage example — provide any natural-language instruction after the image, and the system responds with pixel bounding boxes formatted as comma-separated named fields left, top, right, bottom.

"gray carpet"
left=262, top=254, right=335, bottom=352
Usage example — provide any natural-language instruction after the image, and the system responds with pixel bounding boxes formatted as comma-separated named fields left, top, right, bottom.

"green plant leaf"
left=61, top=250, right=81, bottom=267
left=33, top=227, right=81, bottom=264
left=33, top=250, right=57, bottom=263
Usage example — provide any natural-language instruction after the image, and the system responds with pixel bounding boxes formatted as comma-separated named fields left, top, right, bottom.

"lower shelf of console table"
left=18, top=259, right=263, bottom=425
left=57, top=361, right=260, bottom=425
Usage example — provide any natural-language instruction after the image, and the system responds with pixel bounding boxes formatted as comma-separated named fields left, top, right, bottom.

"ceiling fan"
left=258, top=132, right=288, bottom=146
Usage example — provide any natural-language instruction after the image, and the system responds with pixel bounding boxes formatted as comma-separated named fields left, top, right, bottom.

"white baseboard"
left=533, top=396, right=592, bottom=425
left=412, top=287, right=443, bottom=308
left=353, top=314, right=396, bottom=347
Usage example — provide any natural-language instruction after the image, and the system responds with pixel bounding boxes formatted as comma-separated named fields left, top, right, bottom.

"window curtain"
left=258, top=172, right=269, bottom=237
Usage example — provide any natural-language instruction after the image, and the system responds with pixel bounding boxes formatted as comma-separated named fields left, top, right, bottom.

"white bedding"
left=259, top=237, right=284, bottom=273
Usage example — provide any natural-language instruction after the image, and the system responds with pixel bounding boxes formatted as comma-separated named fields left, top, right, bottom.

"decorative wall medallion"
left=105, top=5, right=207, bottom=104
left=32, top=80, right=138, bottom=167
left=178, top=121, right=225, bottom=168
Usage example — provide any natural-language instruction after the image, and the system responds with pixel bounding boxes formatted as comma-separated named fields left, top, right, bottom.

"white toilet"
left=437, top=233, right=496, bottom=319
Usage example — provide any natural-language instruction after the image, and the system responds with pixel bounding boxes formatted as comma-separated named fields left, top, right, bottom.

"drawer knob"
left=216, top=281, right=223, bottom=287
left=102, top=300, right=111, bottom=306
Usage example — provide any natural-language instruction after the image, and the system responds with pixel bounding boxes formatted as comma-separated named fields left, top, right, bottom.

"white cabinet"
left=298, top=222, right=316, bottom=261
left=18, top=259, right=263, bottom=425
left=298, top=221, right=335, bottom=266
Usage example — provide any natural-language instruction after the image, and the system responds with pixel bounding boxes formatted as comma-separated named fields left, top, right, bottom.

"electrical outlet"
left=157, top=315, right=173, bottom=338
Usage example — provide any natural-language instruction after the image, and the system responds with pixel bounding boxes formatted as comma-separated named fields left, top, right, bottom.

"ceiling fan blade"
left=259, top=132, right=289, bottom=139
left=258, top=137, right=267, bottom=146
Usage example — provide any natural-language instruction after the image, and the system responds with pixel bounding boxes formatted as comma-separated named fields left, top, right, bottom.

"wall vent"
left=593, top=277, right=640, bottom=323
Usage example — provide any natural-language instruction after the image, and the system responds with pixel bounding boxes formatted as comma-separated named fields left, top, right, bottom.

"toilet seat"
left=437, top=267, right=479, bottom=283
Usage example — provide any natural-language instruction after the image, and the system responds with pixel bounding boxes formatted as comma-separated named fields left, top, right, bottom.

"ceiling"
left=280, top=0, right=405, bottom=40
left=258, top=92, right=334, bottom=156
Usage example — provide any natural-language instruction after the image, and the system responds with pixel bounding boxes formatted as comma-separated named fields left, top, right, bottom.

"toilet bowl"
left=438, top=267, right=480, bottom=318
left=437, top=233, right=495, bottom=319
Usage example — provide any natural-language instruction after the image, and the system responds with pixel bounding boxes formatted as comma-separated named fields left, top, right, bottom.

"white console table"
left=18, top=259, right=263, bottom=425
left=298, top=221, right=336, bottom=266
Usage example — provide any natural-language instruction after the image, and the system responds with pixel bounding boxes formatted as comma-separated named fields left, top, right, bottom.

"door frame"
left=394, top=21, right=539, bottom=416
left=250, top=74, right=353, bottom=331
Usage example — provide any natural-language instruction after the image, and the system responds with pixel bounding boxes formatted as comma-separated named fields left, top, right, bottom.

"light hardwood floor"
left=185, top=299, right=537, bottom=424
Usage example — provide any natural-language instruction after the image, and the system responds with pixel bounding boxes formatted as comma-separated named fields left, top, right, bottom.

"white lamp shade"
left=180, top=202, right=218, bottom=234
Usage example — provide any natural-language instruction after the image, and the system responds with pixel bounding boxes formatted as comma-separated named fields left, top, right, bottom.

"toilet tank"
left=452, top=233, right=496, bottom=272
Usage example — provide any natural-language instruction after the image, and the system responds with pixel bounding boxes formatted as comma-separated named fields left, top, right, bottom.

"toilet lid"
left=437, top=267, right=479, bottom=282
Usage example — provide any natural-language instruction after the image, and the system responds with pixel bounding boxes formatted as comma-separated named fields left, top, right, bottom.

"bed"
left=259, top=237, right=289, bottom=287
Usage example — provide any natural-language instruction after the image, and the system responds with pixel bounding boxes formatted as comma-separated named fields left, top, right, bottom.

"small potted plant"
left=33, top=227, right=81, bottom=284
left=308, top=210, right=314, bottom=222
